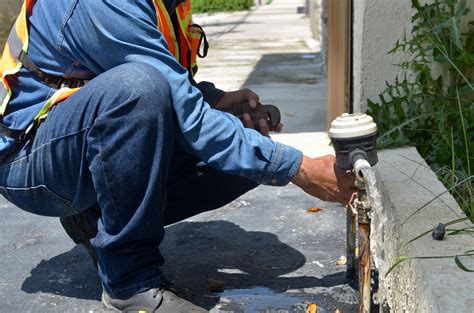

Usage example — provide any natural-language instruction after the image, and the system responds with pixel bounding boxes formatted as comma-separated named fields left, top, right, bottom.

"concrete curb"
left=375, top=147, right=473, bottom=312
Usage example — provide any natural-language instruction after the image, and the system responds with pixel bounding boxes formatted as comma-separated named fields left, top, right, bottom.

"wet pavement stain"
left=210, top=287, right=357, bottom=313
left=212, top=287, right=313, bottom=312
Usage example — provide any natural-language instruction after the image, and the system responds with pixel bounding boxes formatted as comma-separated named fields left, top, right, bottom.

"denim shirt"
left=2, top=0, right=303, bottom=186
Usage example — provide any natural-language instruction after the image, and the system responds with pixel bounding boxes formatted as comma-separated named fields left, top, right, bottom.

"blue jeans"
left=0, top=63, right=257, bottom=299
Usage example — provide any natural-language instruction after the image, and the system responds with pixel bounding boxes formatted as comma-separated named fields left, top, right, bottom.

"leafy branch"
left=367, top=0, right=474, bottom=218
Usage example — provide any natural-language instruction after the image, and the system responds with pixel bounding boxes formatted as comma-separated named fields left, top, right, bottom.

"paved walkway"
left=194, top=0, right=333, bottom=156
left=0, top=1, right=358, bottom=312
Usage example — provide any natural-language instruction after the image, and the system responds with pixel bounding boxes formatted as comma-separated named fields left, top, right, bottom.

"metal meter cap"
left=329, top=113, right=377, bottom=139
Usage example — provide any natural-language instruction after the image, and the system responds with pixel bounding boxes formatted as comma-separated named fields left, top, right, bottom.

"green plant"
left=192, top=0, right=254, bottom=13
left=382, top=156, right=474, bottom=275
left=367, top=0, right=474, bottom=218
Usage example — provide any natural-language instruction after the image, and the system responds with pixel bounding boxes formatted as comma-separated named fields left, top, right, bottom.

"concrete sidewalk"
left=194, top=0, right=333, bottom=157
left=0, top=1, right=358, bottom=312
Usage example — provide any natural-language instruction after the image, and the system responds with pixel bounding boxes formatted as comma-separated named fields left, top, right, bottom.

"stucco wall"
left=352, top=0, right=413, bottom=113
left=353, top=0, right=474, bottom=113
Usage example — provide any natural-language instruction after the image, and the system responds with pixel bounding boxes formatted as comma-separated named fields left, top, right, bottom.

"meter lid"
left=329, top=113, right=377, bottom=139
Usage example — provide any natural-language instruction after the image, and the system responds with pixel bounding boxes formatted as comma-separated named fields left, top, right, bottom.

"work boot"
left=102, top=287, right=208, bottom=312
left=59, top=208, right=99, bottom=267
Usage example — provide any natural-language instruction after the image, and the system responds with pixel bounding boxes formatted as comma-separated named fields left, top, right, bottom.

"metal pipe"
left=346, top=206, right=357, bottom=282
left=352, top=186, right=372, bottom=313
left=329, top=113, right=378, bottom=312
left=358, top=222, right=371, bottom=313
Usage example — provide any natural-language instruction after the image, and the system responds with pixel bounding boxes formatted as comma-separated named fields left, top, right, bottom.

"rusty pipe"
left=358, top=221, right=371, bottom=313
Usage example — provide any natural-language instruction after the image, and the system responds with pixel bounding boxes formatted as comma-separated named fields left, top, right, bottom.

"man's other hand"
left=291, top=155, right=358, bottom=205
left=215, top=89, right=283, bottom=136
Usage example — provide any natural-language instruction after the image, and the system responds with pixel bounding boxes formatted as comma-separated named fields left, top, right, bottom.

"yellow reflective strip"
left=0, top=86, right=12, bottom=116
left=6, top=21, right=23, bottom=59
left=153, top=0, right=179, bottom=60
left=2, top=64, right=22, bottom=81
left=179, top=8, right=192, bottom=29
left=0, top=1, right=29, bottom=118
left=33, top=88, right=75, bottom=122
left=54, top=88, right=79, bottom=103
left=0, top=84, right=7, bottom=101
left=0, top=43, right=18, bottom=75
left=176, top=9, right=192, bottom=49
left=15, top=1, right=29, bottom=51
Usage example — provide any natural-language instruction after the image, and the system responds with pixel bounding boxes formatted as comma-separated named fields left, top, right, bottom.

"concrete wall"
left=353, top=0, right=474, bottom=113
left=352, top=0, right=413, bottom=113
left=0, top=0, right=22, bottom=47
left=376, top=147, right=474, bottom=312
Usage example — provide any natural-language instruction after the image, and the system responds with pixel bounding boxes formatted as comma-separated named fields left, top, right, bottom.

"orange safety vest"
left=0, top=0, right=208, bottom=141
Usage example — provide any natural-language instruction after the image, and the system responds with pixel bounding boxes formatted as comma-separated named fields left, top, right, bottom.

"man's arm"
left=60, top=0, right=356, bottom=203
left=61, top=0, right=301, bottom=186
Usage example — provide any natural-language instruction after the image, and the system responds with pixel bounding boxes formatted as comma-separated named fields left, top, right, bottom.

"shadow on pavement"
left=245, top=52, right=322, bottom=86
left=19, top=220, right=347, bottom=309
left=21, top=245, right=102, bottom=301
left=161, top=220, right=348, bottom=308
left=242, top=52, right=326, bottom=134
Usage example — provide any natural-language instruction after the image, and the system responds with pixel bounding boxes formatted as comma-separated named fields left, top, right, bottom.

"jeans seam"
left=0, top=127, right=91, bottom=170
left=56, top=0, right=79, bottom=51
left=95, top=130, right=125, bottom=229
left=5, top=185, right=79, bottom=213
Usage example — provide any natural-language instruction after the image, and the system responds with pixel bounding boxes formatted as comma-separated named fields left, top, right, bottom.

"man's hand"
left=215, top=89, right=283, bottom=136
left=291, top=155, right=358, bottom=205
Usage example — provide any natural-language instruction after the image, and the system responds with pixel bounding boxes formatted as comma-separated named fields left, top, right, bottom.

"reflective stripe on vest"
left=0, top=1, right=30, bottom=117
left=0, top=0, right=78, bottom=140
left=154, top=0, right=180, bottom=60
left=154, top=0, right=206, bottom=76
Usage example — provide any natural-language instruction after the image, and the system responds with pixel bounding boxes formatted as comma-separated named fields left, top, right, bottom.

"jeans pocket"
left=0, top=185, right=79, bottom=217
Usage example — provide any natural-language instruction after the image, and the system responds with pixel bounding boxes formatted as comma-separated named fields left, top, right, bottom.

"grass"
left=192, top=0, right=254, bottom=13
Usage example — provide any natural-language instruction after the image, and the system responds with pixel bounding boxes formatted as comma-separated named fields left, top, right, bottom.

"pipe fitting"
left=353, top=158, right=371, bottom=182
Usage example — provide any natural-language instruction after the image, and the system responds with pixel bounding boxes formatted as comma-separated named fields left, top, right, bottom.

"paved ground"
left=0, top=1, right=358, bottom=312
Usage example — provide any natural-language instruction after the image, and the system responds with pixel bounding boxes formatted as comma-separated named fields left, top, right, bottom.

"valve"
left=328, top=113, right=378, bottom=171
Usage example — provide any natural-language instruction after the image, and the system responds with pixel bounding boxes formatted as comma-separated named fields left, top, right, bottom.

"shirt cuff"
left=195, top=81, right=225, bottom=107
left=259, top=142, right=303, bottom=186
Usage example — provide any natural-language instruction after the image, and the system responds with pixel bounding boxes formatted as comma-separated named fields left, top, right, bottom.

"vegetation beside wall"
left=367, top=0, right=473, bottom=219
left=192, top=0, right=254, bottom=13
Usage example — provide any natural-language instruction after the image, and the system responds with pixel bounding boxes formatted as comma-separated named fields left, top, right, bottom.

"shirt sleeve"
left=62, top=0, right=302, bottom=186
left=192, top=80, right=225, bottom=107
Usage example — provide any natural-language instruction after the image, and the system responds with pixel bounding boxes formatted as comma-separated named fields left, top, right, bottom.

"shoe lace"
left=152, top=279, right=174, bottom=298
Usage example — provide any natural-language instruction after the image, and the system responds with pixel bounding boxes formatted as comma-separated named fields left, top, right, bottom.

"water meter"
left=329, top=113, right=378, bottom=171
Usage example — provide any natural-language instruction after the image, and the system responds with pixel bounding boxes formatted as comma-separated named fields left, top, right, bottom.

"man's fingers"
left=258, top=119, right=270, bottom=136
left=275, top=123, right=283, bottom=133
left=244, top=89, right=260, bottom=109
left=242, top=113, right=254, bottom=128
left=248, top=99, right=258, bottom=109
